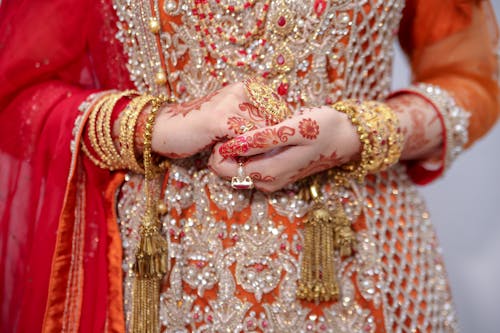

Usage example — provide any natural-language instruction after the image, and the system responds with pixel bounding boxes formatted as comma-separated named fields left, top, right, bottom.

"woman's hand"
left=208, top=106, right=362, bottom=192
left=149, top=82, right=268, bottom=158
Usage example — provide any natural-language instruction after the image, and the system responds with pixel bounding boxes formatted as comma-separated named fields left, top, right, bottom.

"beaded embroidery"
left=112, top=0, right=459, bottom=331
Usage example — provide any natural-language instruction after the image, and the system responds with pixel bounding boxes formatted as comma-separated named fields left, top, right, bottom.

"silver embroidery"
left=112, top=0, right=458, bottom=331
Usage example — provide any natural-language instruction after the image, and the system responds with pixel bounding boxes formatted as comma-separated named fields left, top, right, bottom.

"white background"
left=392, top=3, right=500, bottom=332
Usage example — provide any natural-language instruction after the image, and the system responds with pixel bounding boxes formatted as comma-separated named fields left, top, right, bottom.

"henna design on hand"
left=162, top=90, right=219, bottom=117
left=219, top=125, right=295, bottom=158
left=227, top=116, right=256, bottom=135
left=243, top=126, right=296, bottom=149
left=289, top=151, right=346, bottom=183
left=298, top=118, right=320, bottom=140
left=219, top=136, right=249, bottom=158
left=239, top=102, right=265, bottom=122
left=249, top=172, right=276, bottom=182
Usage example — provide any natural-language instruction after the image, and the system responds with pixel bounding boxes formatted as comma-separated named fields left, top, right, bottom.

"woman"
left=0, top=0, right=498, bottom=332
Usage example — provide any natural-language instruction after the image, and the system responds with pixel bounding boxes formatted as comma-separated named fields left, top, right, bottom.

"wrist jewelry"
left=131, top=96, right=170, bottom=333
left=82, top=92, right=176, bottom=173
left=297, top=99, right=404, bottom=303
left=119, top=95, right=157, bottom=173
left=244, top=77, right=292, bottom=125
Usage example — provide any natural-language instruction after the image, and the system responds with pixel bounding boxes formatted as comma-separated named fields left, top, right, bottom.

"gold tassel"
left=131, top=96, right=170, bottom=333
left=131, top=224, right=168, bottom=333
left=297, top=180, right=339, bottom=302
left=332, top=206, right=356, bottom=257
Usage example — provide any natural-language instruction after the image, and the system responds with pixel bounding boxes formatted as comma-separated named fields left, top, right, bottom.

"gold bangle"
left=330, top=100, right=403, bottom=185
left=99, top=91, right=138, bottom=169
left=87, top=95, right=112, bottom=167
left=119, top=95, right=155, bottom=173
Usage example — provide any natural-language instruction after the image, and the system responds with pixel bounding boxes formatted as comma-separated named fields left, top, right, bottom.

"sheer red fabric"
left=0, top=1, right=131, bottom=331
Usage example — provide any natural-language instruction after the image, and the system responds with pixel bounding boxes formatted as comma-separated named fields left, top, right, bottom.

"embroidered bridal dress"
left=0, top=0, right=498, bottom=332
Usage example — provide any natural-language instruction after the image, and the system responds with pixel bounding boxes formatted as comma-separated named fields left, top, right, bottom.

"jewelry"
left=119, top=95, right=157, bottom=173
left=244, top=77, right=292, bottom=125
left=83, top=92, right=176, bottom=174
left=239, top=121, right=256, bottom=134
left=131, top=96, right=169, bottom=333
left=297, top=99, right=404, bottom=303
left=231, top=162, right=254, bottom=190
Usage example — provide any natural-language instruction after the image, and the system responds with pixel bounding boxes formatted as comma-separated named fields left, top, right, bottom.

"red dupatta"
left=0, top=0, right=131, bottom=331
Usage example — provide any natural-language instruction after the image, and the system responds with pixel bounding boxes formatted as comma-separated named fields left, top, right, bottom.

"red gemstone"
left=256, top=19, right=263, bottom=27
left=244, top=2, right=252, bottom=8
left=276, top=54, right=285, bottom=65
left=199, top=13, right=206, bottom=19
left=277, top=82, right=288, bottom=95
left=207, top=315, right=213, bottom=322
left=314, top=0, right=326, bottom=16
left=216, top=26, right=223, bottom=33
left=228, top=5, right=235, bottom=12
left=277, top=16, right=287, bottom=27
left=229, top=36, right=237, bottom=43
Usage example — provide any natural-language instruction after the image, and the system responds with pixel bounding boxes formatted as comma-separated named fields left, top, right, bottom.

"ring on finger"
left=231, top=162, right=254, bottom=190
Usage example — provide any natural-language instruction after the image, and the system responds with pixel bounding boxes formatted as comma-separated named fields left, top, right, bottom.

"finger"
left=218, top=122, right=300, bottom=158
left=208, top=144, right=240, bottom=180
left=244, top=146, right=309, bottom=192
left=224, top=116, right=259, bottom=136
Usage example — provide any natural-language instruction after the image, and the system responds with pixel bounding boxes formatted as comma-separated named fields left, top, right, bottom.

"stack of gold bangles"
left=82, top=91, right=175, bottom=173
left=82, top=91, right=176, bottom=333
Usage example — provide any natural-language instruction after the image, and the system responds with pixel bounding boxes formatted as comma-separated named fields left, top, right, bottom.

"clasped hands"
left=151, top=82, right=361, bottom=192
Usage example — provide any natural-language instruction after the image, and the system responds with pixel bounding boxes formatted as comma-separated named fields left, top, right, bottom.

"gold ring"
left=244, top=77, right=292, bottom=125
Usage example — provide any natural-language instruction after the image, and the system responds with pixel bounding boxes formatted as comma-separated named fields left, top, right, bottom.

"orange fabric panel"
left=399, top=0, right=499, bottom=146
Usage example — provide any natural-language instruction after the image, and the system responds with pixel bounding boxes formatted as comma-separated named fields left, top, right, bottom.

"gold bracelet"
left=87, top=95, right=112, bottom=167
left=330, top=100, right=403, bottom=184
left=119, top=95, right=156, bottom=173
left=99, top=91, right=138, bottom=170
